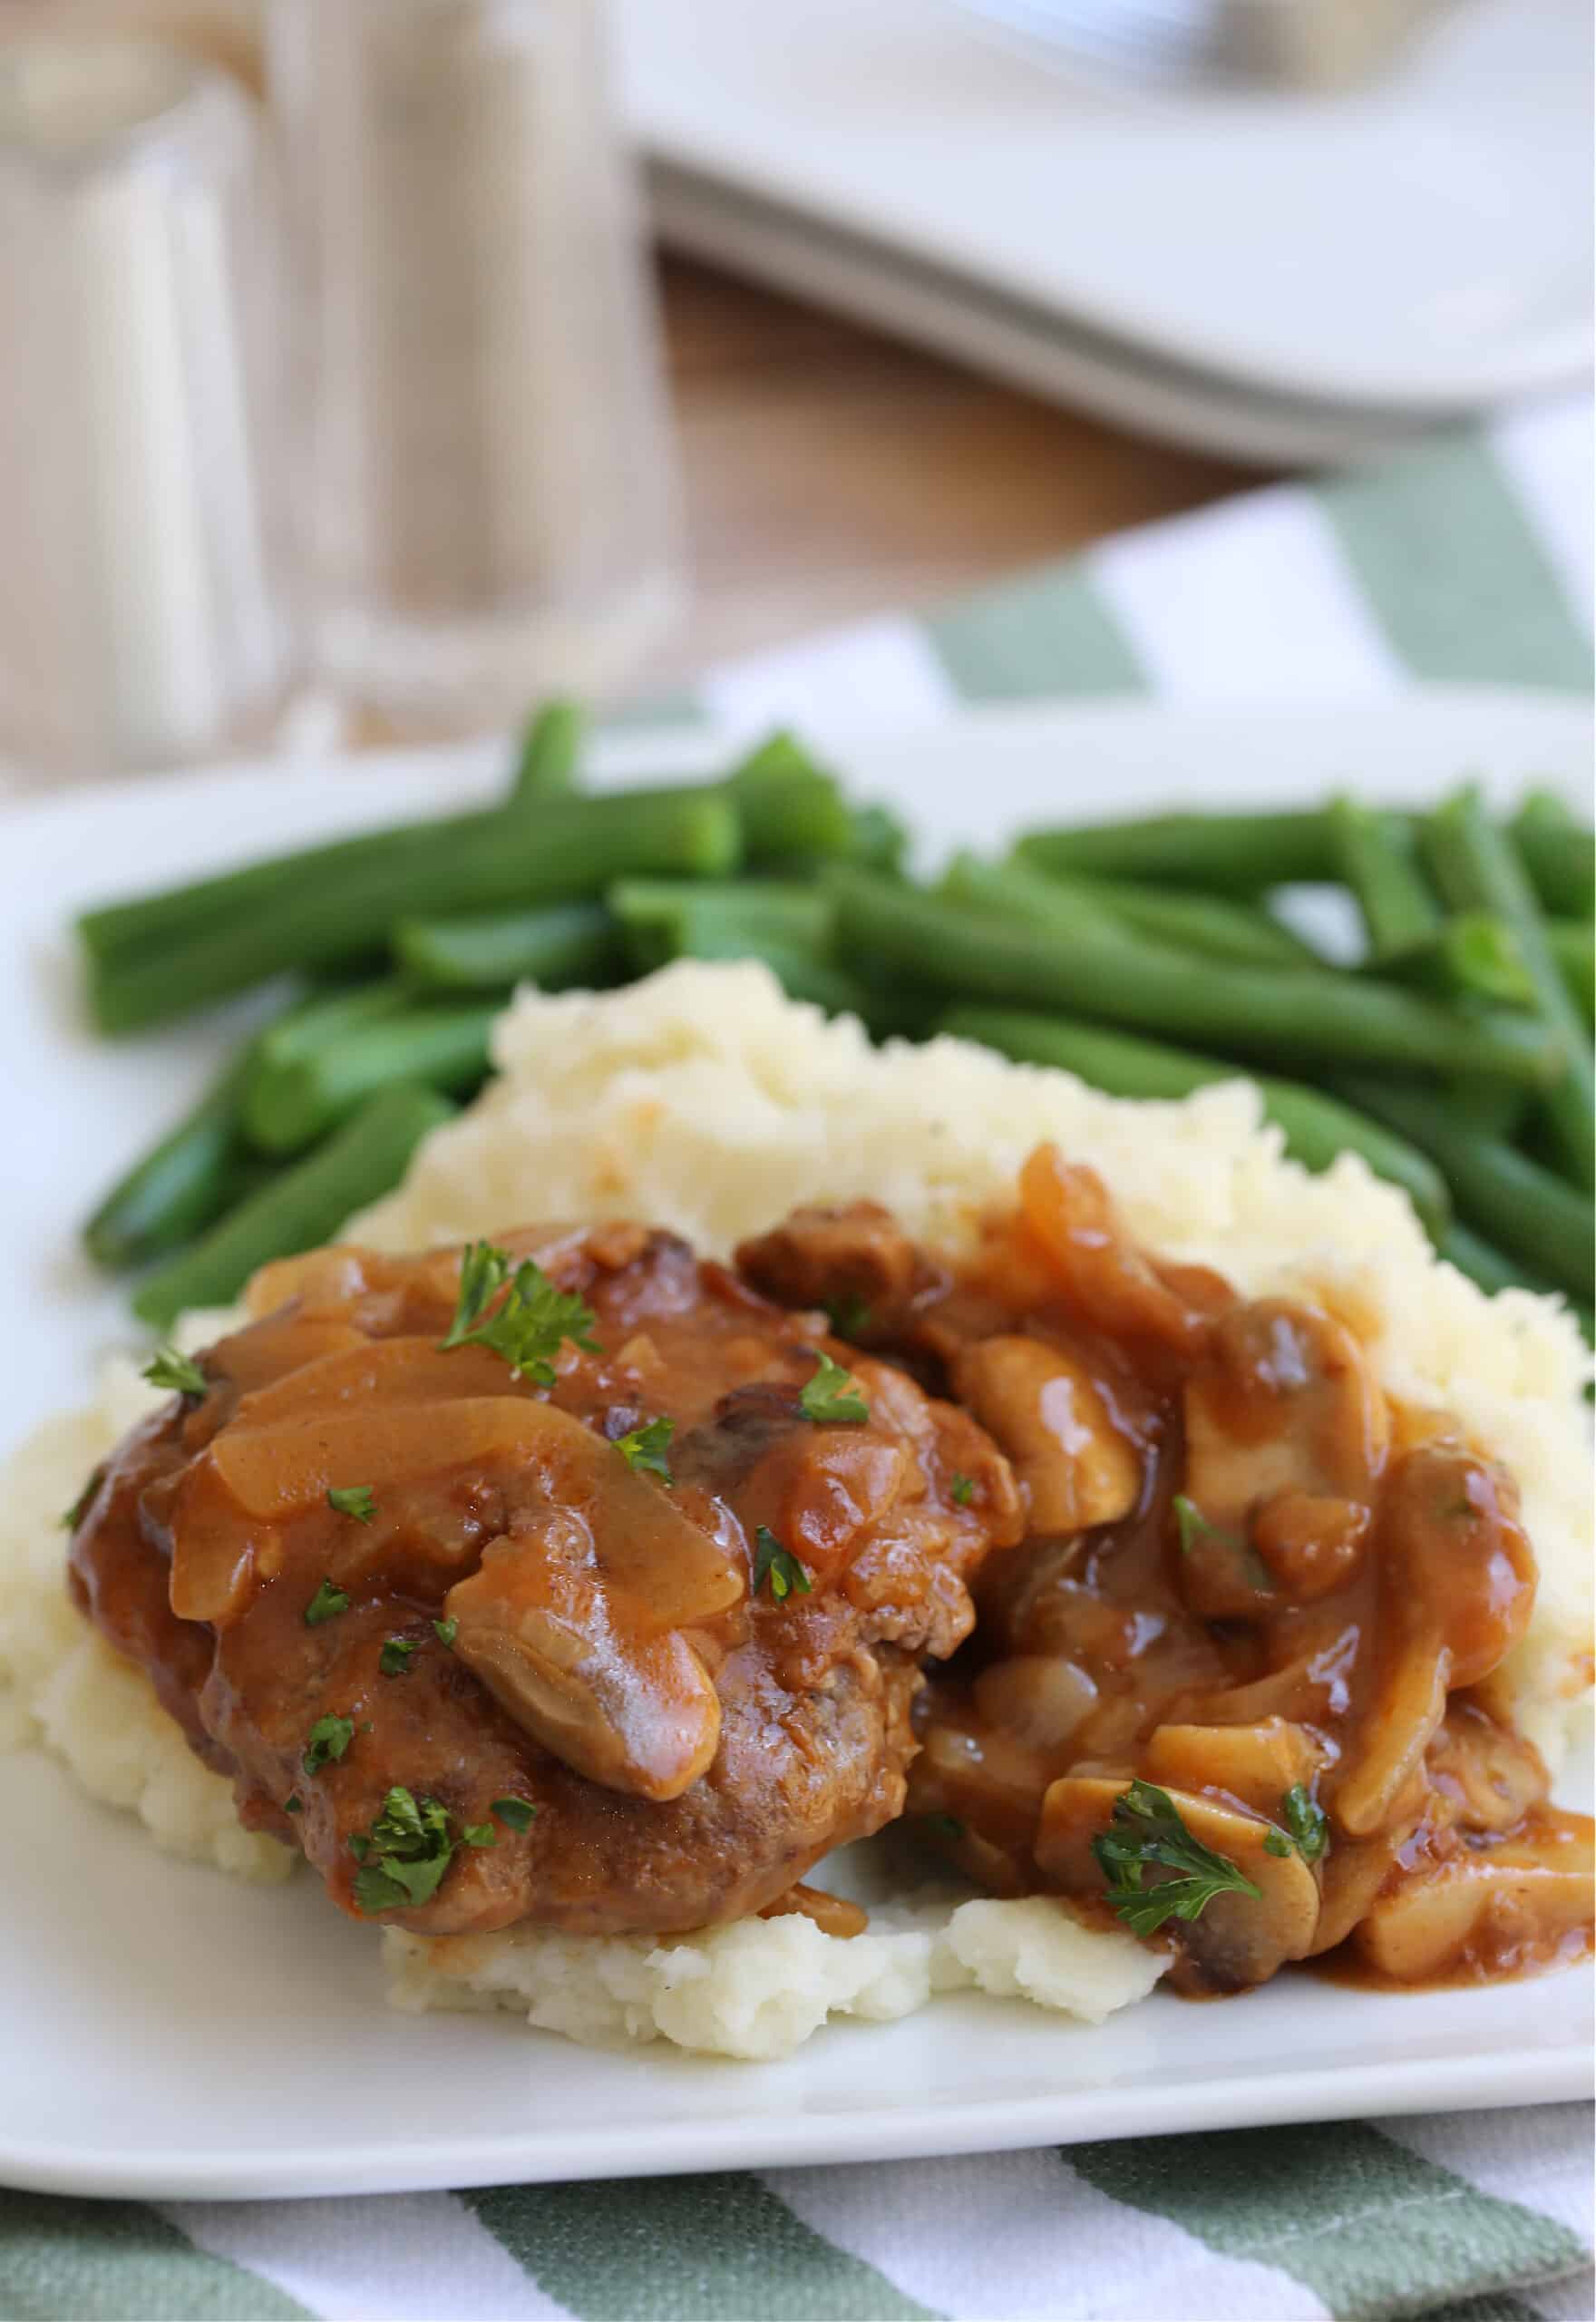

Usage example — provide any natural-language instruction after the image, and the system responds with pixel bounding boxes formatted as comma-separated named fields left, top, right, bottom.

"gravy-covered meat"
left=744, top=1146, right=1592, bottom=1996
left=70, top=1224, right=1020, bottom=1939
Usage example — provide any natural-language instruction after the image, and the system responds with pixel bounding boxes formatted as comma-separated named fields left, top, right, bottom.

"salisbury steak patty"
left=69, top=1222, right=1020, bottom=1937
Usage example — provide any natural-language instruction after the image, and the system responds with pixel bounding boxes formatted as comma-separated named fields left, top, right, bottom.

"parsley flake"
left=462, top=1823, right=496, bottom=1849
left=1173, top=1494, right=1239, bottom=1556
left=60, top=1467, right=104, bottom=1531
left=350, top=1786, right=459, bottom=1914
left=438, top=1239, right=598, bottom=1385
left=284, top=1793, right=302, bottom=1814
left=302, top=1712, right=355, bottom=1775
left=326, top=1485, right=376, bottom=1525
left=433, top=1616, right=459, bottom=1649
left=142, top=1346, right=207, bottom=1399
left=615, top=1414, right=675, bottom=1483
left=823, top=1293, right=871, bottom=1339
left=491, top=1796, right=537, bottom=1832
left=799, top=1351, right=870, bottom=1425
left=1277, top=1783, right=1328, bottom=1863
left=304, top=1577, right=350, bottom=1625
left=949, top=1472, right=975, bottom=1507
left=1092, top=1778, right=1262, bottom=1938
left=1172, top=1493, right=1273, bottom=1592
left=378, top=1636, right=418, bottom=1676
left=752, top=1525, right=812, bottom=1603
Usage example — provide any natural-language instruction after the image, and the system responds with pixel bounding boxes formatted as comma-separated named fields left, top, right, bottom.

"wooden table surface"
left=650, top=252, right=1267, bottom=683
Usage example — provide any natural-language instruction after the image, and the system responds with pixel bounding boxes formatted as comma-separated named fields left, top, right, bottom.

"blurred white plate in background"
left=618, top=0, right=1591, bottom=460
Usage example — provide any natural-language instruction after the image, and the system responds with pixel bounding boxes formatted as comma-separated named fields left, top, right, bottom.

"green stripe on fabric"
left=1319, top=436, right=1594, bottom=691
left=0, top=2191, right=309, bottom=2322
left=1422, top=2294, right=1552, bottom=2322
left=924, top=562, right=1148, bottom=701
left=465, top=2171, right=937, bottom=2321
left=598, top=687, right=712, bottom=735
left=1068, top=2122, right=1586, bottom=2322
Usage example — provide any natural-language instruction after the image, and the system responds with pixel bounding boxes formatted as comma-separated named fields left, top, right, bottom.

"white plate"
left=2, top=689, right=1591, bottom=2200
left=645, top=164, right=1455, bottom=471
left=618, top=0, right=1592, bottom=425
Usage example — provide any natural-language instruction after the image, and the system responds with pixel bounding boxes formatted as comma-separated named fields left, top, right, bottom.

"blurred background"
left=0, top=0, right=1588, bottom=776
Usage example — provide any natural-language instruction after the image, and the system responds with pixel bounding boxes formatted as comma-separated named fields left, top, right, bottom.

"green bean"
left=1511, top=791, right=1595, bottom=921
left=242, top=1002, right=499, bottom=1154
left=941, top=854, right=1123, bottom=940
left=83, top=1053, right=252, bottom=1270
left=943, top=1006, right=1449, bottom=1237
left=972, top=854, right=1314, bottom=966
left=253, top=979, right=416, bottom=1068
left=507, top=698, right=584, bottom=807
left=82, top=980, right=405, bottom=1268
left=1328, top=796, right=1440, bottom=957
left=1336, top=1077, right=1592, bottom=1299
left=1438, top=1223, right=1547, bottom=1299
left=1421, top=785, right=1594, bottom=1188
left=1547, top=919, right=1595, bottom=1029
left=131, top=1084, right=458, bottom=1331
left=609, top=879, right=832, bottom=972
left=86, top=786, right=742, bottom=1034
left=1377, top=913, right=1534, bottom=1008
left=845, top=802, right=910, bottom=873
left=726, top=733, right=854, bottom=862
left=1012, top=807, right=1338, bottom=895
left=394, top=902, right=619, bottom=993
left=831, top=869, right=1562, bottom=1087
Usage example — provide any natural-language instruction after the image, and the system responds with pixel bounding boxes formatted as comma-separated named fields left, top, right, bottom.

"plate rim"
left=1, top=2036, right=1591, bottom=2202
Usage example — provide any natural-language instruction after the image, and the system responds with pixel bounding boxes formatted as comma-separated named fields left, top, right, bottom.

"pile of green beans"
left=76, top=704, right=1594, bottom=1337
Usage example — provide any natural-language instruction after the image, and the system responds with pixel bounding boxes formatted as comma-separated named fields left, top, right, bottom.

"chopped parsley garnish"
left=304, top=1577, right=351, bottom=1625
left=301, top=1712, right=355, bottom=1775
left=949, top=1472, right=975, bottom=1507
left=1172, top=1493, right=1273, bottom=1592
left=142, top=1346, right=208, bottom=1399
left=799, top=1351, right=870, bottom=1426
left=349, top=1786, right=460, bottom=1914
left=1092, top=1778, right=1262, bottom=1937
left=752, top=1524, right=812, bottom=1603
left=615, top=1414, right=675, bottom=1483
left=433, top=1616, right=459, bottom=1649
left=284, top=1794, right=302, bottom=1814
left=491, top=1796, right=537, bottom=1832
left=462, top=1823, right=496, bottom=1849
left=438, top=1239, right=598, bottom=1385
left=823, top=1293, right=871, bottom=1339
left=925, top=1811, right=966, bottom=1843
left=1273, top=1782, right=1328, bottom=1863
left=1173, top=1494, right=1239, bottom=1556
left=59, top=1467, right=103, bottom=1531
left=326, top=1485, right=376, bottom=1525
left=378, top=1636, right=418, bottom=1676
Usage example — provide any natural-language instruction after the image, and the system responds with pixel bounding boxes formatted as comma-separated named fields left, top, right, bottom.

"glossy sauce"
left=740, top=1145, right=1594, bottom=1997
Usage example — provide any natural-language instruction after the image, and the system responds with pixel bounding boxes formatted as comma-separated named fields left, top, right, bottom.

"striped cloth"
left=5, top=400, right=1592, bottom=2322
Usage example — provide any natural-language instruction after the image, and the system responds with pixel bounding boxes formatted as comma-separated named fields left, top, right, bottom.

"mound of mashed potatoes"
left=2, top=962, right=1588, bottom=2059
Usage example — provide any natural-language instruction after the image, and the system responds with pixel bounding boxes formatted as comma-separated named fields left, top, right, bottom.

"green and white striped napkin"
left=4, top=401, right=1591, bottom=2322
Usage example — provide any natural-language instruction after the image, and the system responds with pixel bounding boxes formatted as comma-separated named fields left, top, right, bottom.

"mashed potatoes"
left=2, top=961, right=1588, bottom=2057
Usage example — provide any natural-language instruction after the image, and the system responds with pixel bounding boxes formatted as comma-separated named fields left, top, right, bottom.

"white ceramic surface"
left=2, top=691, right=1591, bottom=2200
left=617, top=0, right=1592, bottom=423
